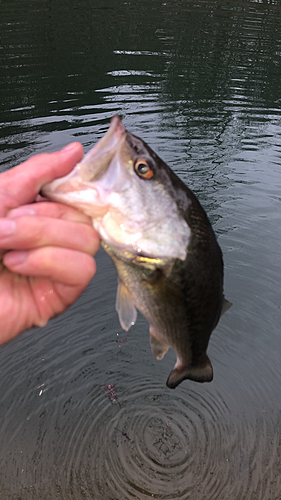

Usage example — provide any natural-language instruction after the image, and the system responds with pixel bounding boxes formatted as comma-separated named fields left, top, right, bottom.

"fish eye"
left=134, top=159, right=154, bottom=179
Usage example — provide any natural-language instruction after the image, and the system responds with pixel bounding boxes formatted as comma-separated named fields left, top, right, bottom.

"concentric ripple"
left=51, top=382, right=233, bottom=499
left=31, top=378, right=279, bottom=500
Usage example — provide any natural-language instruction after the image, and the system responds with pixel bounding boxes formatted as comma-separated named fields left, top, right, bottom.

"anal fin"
left=150, top=327, right=169, bottom=360
left=166, top=356, right=213, bottom=389
left=116, top=280, right=137, bottom=331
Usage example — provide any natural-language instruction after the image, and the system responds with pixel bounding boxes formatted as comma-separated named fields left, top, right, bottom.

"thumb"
left=0, top=143, right=83, bottom=216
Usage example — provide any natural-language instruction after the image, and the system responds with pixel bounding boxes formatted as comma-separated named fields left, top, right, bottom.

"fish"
left=42, top=115, right=231, bottom=389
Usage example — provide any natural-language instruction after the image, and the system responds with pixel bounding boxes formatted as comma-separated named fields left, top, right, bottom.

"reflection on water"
left=1, top=0, right=281, bottom=498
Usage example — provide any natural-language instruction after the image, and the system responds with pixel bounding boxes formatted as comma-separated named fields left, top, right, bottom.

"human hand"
left=0, top=143, right=100, bottom=344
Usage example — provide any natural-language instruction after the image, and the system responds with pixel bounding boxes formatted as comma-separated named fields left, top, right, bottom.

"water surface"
left=1, top=1, right=281, bottom=498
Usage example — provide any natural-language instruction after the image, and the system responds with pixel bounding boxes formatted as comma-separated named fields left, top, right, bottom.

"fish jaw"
left=42, top=170, right=111, bottom=219
left=42, top=115, right=128, bottom=218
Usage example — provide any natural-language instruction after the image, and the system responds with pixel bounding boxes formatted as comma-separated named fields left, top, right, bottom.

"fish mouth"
left=86, top=115, right=125, bottom=159
left=78, top=115, right=126, bottom=182
left=41, top=115, right=126, bottom=204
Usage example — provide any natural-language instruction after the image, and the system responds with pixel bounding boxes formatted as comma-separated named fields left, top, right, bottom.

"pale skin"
left=0, top=143, right=100, bottom=345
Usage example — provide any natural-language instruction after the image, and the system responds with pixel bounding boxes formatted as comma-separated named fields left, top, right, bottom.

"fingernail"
left=4, top=251, right=27, bottom=267
left=9, top=206, right=36, bottom=217
left=61, top=142, right=79, bottom=154
left=0, top=219, right=16, bottom=236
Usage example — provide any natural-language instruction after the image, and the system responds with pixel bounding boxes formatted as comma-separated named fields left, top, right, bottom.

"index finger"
left=0, top=142, right=83, bottom=216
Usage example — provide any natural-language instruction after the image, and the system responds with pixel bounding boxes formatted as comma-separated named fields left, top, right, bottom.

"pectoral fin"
left=116, top=280, right=137, bottom=331
left=166, top=356, right=213, bottom=389
left=149, top=327, right=170, bottom=360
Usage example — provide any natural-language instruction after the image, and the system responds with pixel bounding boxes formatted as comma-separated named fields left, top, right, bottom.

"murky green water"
left=1, top=1, right=281, bottom=498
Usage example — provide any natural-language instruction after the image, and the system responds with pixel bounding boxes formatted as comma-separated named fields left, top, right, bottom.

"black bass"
left=42, top=116, right=231, bottom=389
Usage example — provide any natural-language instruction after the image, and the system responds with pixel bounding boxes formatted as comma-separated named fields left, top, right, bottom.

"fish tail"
left=166, top=357, right=213, bottom=389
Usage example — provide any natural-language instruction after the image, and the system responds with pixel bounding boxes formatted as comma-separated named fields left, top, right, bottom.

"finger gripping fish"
left=42, top=116, right=231, bottom=389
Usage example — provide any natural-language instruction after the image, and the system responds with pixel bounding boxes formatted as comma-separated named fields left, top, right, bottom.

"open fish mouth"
left=42, top=115, right=126, bottom=201
left=77, top=115, right=126, bottom=183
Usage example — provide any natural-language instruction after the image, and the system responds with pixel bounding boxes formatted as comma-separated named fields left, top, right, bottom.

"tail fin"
left=166, top=357, right=213, bottom=389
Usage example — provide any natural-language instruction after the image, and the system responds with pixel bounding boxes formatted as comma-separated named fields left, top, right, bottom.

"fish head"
left=42, top=115, right=191, bottom=260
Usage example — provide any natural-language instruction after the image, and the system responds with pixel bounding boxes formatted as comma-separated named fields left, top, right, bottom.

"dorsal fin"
left=221, top=296, right=232, bottom=315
